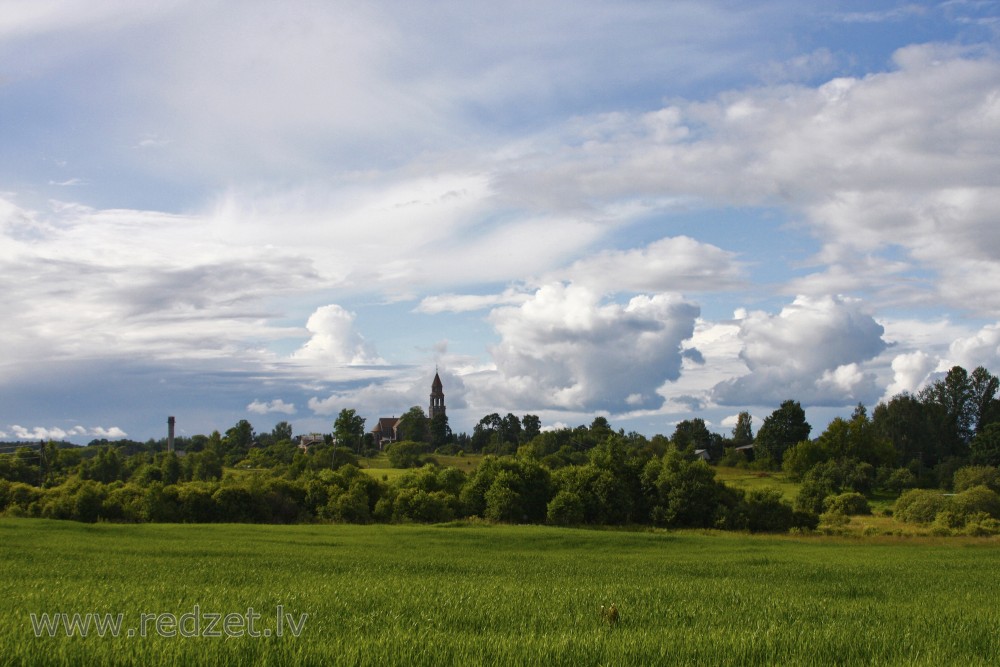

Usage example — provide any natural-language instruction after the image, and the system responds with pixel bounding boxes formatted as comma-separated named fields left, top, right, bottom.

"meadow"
left=1, top=519, right=999, bottom=666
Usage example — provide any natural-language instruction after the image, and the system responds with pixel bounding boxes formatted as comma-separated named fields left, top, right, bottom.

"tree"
left=755, top=400, right=811, bottom=466
left=471, top=413, right=502, bottom=452
left=334, top=409, right=366, bottom=452
left=272, top=421, right=294, bottom=443
left=671, top=419, right=712, bottom=452
left=873, top=393, right=934, bottom=465
left=522, top=414, right=541, bottom=442
left=731, top=411, right=754, bottom=448
left=429, top=412, right=452, bottom=448
left=971, top=423, right=1000, bottom=467
left=500, top=414, right=522, bottom=445
left=920, top=365, right=975, bottom=456
left=223, top=420, right=256, bottom=463
left=969, top=366, right=1000, bottom=434
left=397, top=407, right=429, bottom=443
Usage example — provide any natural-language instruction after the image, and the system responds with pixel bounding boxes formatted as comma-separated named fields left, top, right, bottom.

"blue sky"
left=3, top=1, right=1000, bottom=443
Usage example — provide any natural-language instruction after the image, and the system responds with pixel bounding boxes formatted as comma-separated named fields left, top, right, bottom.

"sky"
left=2, top=1, right=1000, bottom=444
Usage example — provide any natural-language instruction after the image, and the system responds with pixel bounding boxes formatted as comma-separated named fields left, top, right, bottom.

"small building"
left=371, top=417, right=401, bottom=450
left=298, top=434, right=325, bottom=451
left=694, top=448, right=711, bottom=462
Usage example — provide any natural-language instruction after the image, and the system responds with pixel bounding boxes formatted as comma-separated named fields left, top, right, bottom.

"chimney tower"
left=167, top=416, right=175, bottom=453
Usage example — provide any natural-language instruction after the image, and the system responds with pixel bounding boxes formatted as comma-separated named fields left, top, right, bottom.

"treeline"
left=2, top=364, right=1000, bottom=533
left=0, top=438, right=815, bottom=532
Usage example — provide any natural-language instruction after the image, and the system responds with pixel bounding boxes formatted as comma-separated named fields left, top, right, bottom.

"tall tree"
left=272, top=421, right=294, bottom=444
left=755, top=400, right=811, bottom=465
left=671, top=419, right=712, bottom=451
left=334, top=409, right=366, bottom=452
left=429, top=412, right=452, bottom=448
left=969, top=366, right=1000, bottom=434
left=397, top=406, right=429, bottom=443
left=731, top=411, right=754, bottom=448
left=920, top=366, right=975, bottom=453
left=522, top=414, right=542, bottom=442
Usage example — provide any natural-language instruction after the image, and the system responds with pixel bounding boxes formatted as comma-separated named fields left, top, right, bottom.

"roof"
left=432, top=372, right=443, bottom=391
left=372, top=417, right=400, bottom=433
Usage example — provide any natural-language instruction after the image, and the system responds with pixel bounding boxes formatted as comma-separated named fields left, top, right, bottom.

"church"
left=370, top=372, right=446, bottom=449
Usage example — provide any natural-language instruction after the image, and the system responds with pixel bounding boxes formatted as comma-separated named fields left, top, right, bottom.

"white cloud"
left=292, top=305, right=384, bottom=366
left=9, top=424, right=126, bottom=440
left=712, top=295, right=887, bottom=406
left=415, top=289, right=532, bottom=314
left=883, top=351, right=938, bottom=399
left=247, top=399, right=296, bottom=415
left=947, top=323, right=1000, bottom=370
left=470, top=283, right=699, bottom=411
left=558, top=235, right=743, bottom=294
left=90, top=426, right=128, bottom=439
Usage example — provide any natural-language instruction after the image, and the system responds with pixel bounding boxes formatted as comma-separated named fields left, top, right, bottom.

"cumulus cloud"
left=472, top=283, right=699, bottom=411
left=882, top=350, right=937, bottom=399
left=293, top=305, right=384, bottom=365
left=247, top=399, right=296, bottom=415
left=712, top=295, right=887, bottom=406
left=947, top=323, right=1000, bottom=370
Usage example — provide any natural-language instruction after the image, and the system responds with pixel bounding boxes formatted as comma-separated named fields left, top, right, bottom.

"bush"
left=964, top=513, right=1000, bottom=536
left=794, top=479, right=833, bottom=515
left=547, top=490, right=585, bottom=526
left=894, top=489, right=950, bottom=524
left=743, top=488, right=795, bottom=533
left=823, top=492, right=871, bottom=516
left=953, top=466, right=1000, bottom=494
left=951, top=485, right=1000, bottom=522
left=386, top=441, right=430, bottom=469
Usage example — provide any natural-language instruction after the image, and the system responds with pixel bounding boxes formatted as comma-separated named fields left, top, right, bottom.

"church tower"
left=429, top=371, right=446, bottom=419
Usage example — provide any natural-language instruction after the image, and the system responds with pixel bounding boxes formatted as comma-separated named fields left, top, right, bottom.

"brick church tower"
left=429, top=371, right=446, bottom=419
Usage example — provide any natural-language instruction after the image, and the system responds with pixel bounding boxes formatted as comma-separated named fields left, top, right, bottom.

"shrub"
left=951, top=485, right=1000, bottom=522
left=547, top=490, right=585, bottom=526
left=794, top=478, right=833, bottom=515
left=823, top=492, right=871, bottom=516
left=952, top=466, right=1000, bottom=494
left=894, top=489, right=950, bottom=524
left=964, top=513, right=1000, bottom=536
left=743, top=488, right=795, bottom=533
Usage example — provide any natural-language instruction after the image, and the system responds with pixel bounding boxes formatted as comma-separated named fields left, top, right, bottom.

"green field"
left=713, top=466, right=801, bottom=502
left=2, top=519, right=1000, bottom=666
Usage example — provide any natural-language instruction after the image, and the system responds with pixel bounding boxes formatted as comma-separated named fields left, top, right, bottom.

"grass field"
left=713, top=466, right=801, bottom=502
left=2, top=519, right=1000, bottom=665
left=358, top=453, right=483, bottom=481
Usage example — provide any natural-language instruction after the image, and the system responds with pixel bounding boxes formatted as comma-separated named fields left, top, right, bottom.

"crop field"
left=2, top=520, right=999, bottom=666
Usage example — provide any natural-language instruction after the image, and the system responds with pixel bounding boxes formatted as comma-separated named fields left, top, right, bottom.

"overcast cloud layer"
left=2, top=1, right=1000, bottom=442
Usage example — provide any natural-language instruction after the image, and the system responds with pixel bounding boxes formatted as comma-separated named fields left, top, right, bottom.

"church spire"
left=429, top=371, right=446, bottom=419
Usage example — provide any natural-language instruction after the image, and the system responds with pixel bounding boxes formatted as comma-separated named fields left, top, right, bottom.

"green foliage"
left=546, top=490, right=585, bottom=526
left=895, top=489, right=951, bottom=524
left=334, top=409, right=366, bottom=452
left=643, top=450, right=728, bottom=528
left=952, top=465, right=1000, bottom=493
left=823, top=492, right=871, bottom=516
left=970, top=423, right=1000, bottom=466
left=781, top=439, right=829, bottom=479
left=731, top=411, right=754, bottom=447
left=385, top=441, right=430, bottom=468
left=742, top=488, right=795, bottom=533
left=396, top=406, right=430, bottom=443
left=755, top=400, right=811, bottom=466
